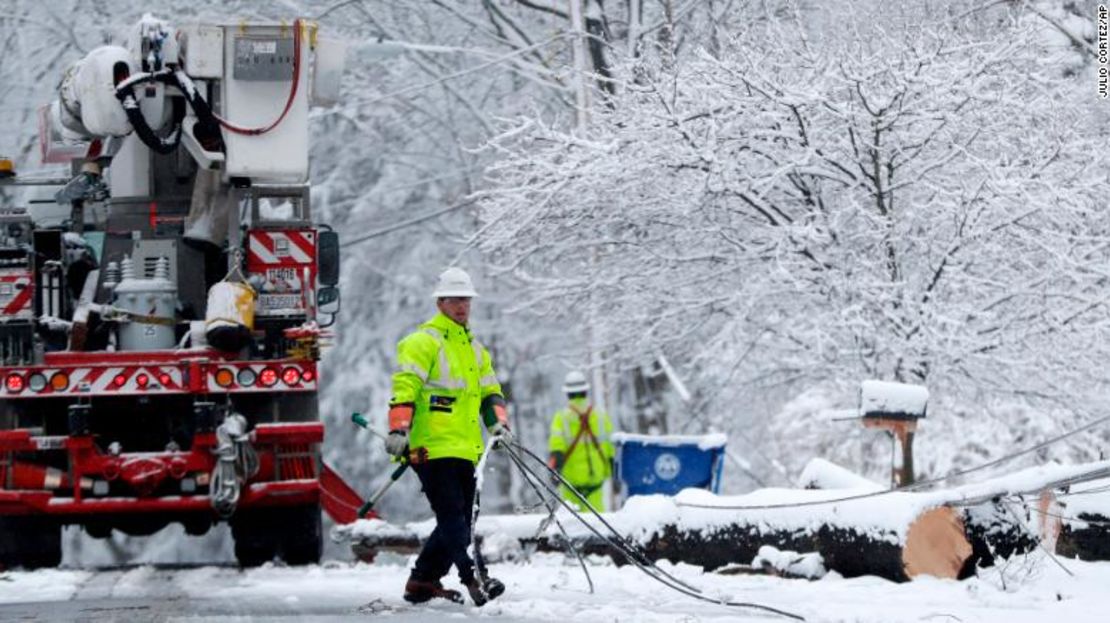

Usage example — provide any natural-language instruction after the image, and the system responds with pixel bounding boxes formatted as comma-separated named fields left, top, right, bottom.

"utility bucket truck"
left=0, top=16, right=364, bottom=569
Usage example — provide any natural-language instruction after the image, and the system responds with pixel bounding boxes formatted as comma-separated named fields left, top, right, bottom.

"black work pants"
left=411, top=457, right=477, bottom=584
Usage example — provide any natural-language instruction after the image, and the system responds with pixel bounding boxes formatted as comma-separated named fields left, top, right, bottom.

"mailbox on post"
left=859, top=380, right=928, bottom=486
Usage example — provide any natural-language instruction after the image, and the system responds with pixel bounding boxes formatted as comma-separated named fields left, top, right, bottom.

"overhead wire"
left=1001, top=502, right=1074, bottom=577
left=500, top=442, right=805, bottom=621
left=501, top=443, right=595, bottom=593
left=677, top=412, right=1110, bottom=511
left=350, top=34, right=569, bottom=108
left=1012, top=498, right=1110, bottom=527
left=339, top=197, right=479, bottom=248
left=508, top=442, right=703, bottom=594
left=469, top=436, right=497, bottom=591
left=1055, top=483, right=1110, bottom=497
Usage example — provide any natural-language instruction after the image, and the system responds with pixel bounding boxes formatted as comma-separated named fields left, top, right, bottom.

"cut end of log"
left=903, top=507, right=972, bottom=580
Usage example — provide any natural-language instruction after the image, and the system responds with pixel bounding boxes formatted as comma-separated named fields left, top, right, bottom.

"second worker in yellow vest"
left=548, top=370, right=615, bottom=512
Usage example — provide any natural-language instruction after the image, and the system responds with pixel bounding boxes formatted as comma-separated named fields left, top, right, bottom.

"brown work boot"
left=481, top=575, right=505, bottom=600
left=403, top=578, right=463, bottom=604
left=463, top=578, right=488, bottom=606
left=463, top=576, right=505, bottom=606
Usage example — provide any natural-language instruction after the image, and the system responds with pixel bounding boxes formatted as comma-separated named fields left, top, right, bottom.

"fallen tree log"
left=792, top=458, right=1036, bottom=574
left=1054, top=481, right=1110, bottom=561
left=340, top=496, right=1011, bottom=581
left=610, top=490, right=981, bottom=581
left=341, top=497, right=979, bottom=581
left=336, top=459, right=1110, bottom=582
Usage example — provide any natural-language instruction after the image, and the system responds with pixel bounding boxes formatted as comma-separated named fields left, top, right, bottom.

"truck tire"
left=0, top=517, right=62, bottom=570
left=279, top=503, right=322, bottom=566
left=230, top=511, right=278, bottom=567
left=230, top=505, right=321, bottom=567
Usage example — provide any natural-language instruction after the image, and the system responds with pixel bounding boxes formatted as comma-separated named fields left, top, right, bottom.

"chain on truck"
left=0, top=16, right=367, bottom=569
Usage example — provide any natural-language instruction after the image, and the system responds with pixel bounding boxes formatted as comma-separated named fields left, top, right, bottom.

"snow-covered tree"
left=478, top=1, right=1110, bottom=483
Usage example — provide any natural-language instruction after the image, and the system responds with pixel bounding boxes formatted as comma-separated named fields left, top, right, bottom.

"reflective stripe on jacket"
left=391, top=312, right=503, bottom=463
left=548, top=404, right=614, bottom=487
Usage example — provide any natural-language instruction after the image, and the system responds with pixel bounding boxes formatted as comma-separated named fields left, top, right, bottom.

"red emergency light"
left=259, top=367, right=278, bottom=387
left=5, top=373, right=25, bottom=393
left=281, top=367, right=300, bottom=386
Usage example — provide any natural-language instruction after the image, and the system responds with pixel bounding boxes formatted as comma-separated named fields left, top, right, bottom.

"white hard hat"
left=432, top=267, right=478, bottom=298
left=562, top=370, right=589, bottom=394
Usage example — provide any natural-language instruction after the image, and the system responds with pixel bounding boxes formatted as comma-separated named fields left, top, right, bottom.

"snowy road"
left=1, top=552, right=1107, bottom=622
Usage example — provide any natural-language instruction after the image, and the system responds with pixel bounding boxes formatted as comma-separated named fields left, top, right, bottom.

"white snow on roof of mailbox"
left=859, top=380, right=929, bottom=418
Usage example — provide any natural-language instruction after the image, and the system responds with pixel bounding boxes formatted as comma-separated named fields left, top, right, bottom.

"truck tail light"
left=301, top=370, right=315, bottom=383
left=281, top=367, right=301, bottom=386
left=6, top=373, right=25, bottom=393
left=237, top=368, right=257, bottom=386
left=51, top=372, right=69, bottom=391
left=259, top=367, right=278, bottom=387
left=136, top=373, right=149, bottom=389
left=214, top=368, right=235, bottom=388
left=112, top=374, right=127, bottom=388
left=158, top=372, right=172, bottom=386
left=27, top=373, right=47, bottom=392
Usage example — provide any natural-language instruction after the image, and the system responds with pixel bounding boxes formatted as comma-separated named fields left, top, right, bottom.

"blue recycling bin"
left=614, top=433, right=726, bottom=497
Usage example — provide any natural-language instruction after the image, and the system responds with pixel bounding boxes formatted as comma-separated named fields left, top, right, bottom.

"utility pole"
left=627, top=0, right=641, bottom=58
left=569, top=0, right=602, bottom=408
left=568, top=0, right=590, bottom=133
left=569, top=2, right=611, bottom=463
left=660, top=0, right=675, bottom=69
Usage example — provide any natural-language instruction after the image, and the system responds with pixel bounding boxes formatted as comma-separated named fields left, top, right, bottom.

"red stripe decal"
left=2, top=286, right=33, bottom=315
left=253, top=232, right=276, bottom=255
left=247, top=232, right=276, bottom=269
left=78, top=367, right=107, bottom=390
left=287, top=231, right=316, bottom=259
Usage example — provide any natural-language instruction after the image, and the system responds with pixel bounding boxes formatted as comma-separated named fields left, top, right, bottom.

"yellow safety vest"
left=391, top=312, right=502, bottom=463
left=548, top=404, right=614, bottom=487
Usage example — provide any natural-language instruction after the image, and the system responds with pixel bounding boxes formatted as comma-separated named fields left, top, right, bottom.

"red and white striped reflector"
left=0, top=272, right=33, bottom=318
left=0, top=365, right=184, bottom=396
left=247, top=230, right=316, bottom=267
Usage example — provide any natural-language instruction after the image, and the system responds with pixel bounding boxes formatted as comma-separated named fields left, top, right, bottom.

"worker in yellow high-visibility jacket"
left=385, top=267, right=509, bottom=607
left=548, top=370, right=615, bottom=512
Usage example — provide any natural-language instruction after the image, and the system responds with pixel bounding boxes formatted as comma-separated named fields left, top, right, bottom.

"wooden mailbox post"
left=859, top=380, right=928, bottom=486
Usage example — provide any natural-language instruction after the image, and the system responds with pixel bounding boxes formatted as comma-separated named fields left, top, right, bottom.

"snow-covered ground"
left=1, top=551, right=1107, bottom=622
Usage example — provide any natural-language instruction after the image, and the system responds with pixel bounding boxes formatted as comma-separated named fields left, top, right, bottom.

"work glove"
left=384, top=429, right=409, bottom=458
left=548, top=452, right=566, bottom=489
left=548, top=451, right=565, bottom=472
left=489, top=421, right=513, bottom=448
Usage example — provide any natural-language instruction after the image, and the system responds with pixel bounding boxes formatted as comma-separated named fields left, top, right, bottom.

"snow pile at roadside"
left=0, top=568, right=91, bottom=603
left=1, top=552, right=1109, bottom=622
left=751, top=545, right=827, bottom=579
